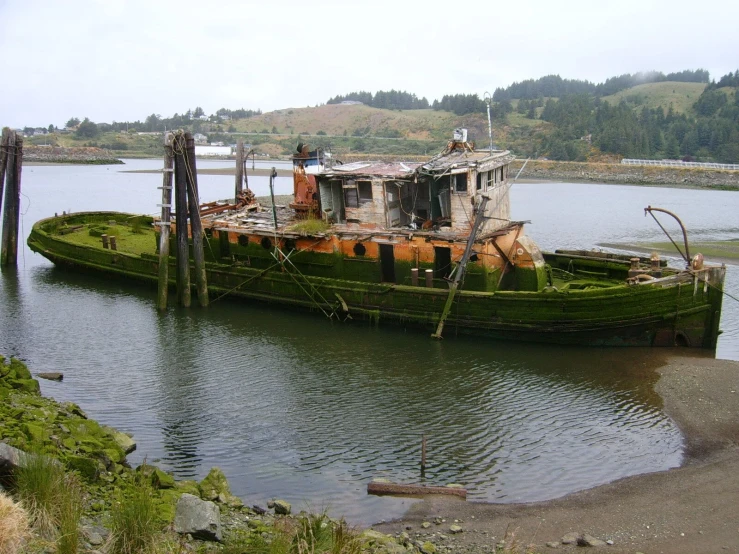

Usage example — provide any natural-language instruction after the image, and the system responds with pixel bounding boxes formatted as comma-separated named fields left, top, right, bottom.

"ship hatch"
left=379, top=244, right=396, bottom=283
left=435, top=246, right=452, bottom=279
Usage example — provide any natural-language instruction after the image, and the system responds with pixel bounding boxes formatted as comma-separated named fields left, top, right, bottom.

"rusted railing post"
left=1, top=130, right=22, bottom=267
left=173, top=131, right=191, bottom=307
left=185, top=132, right=209, bottom=307
left=157, top=133, right=174, bottom=310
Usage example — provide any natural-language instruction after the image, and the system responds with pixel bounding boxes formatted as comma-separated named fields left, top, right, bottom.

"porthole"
left=261, top=237, right=272, bottom=250
left=353, top=242, right=366, bottom=256
left=237, top=235, right=249, bottom=247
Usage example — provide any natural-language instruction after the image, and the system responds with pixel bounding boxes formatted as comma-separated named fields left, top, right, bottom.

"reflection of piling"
left=173, top=132, right=192, bottom=307
left=421, top=434, right=427, bottom=474
left=185, top=132, right=208, bottom=307
left=157, top=133, right=174, bottom=310
left=1, top=129, right=22, bottom=267
left=234, top=139, right=244, bottom=202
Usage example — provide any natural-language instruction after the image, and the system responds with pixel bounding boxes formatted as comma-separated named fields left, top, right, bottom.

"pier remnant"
left=173, top=131, right=192, bottom=307
left=1, top=129, right=22, bottom=267
left=157, top=132, right=174, bottom=310
left=185, top=132, right=209, bottom=307
left=234, top=139, right=244, bottom=202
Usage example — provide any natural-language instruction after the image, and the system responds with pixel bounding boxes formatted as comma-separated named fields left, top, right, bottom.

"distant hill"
left=600, top=82, right=707, bottom=114
left=227, top=104, right=459, bottom=141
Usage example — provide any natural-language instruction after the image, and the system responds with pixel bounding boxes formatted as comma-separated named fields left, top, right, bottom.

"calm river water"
left=1, top=159, right=737, bottom=524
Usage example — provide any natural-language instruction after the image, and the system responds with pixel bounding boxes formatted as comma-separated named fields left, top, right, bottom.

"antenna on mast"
left=484, top=92, right=494, bottom=153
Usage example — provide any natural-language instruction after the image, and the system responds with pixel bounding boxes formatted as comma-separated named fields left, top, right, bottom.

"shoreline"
left=372, top=354, right=739, bottom=553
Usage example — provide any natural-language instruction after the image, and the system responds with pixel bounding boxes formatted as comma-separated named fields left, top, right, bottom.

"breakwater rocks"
left=511, top=159, right=739, bottom=189
left=24, top=146, right=123, bottom=165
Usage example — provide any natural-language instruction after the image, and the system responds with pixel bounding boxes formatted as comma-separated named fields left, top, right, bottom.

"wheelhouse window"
left=453, top=173, right=468, bottom=193
left=358, top=180, right=373, bottom=201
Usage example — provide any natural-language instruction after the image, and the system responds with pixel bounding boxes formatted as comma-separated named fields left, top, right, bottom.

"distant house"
left=219, top=115, right=231, bottom=121
left=340, top=100, right=363, bottom=105
left=193, top=133, right=208, bottom=144
left=194, top=145, right=232, bottom=157
left=199, top=115, right=209, bottom=121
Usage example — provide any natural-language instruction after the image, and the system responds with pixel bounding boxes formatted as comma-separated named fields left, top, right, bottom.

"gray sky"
left=1, top=0, right=737, bottom=128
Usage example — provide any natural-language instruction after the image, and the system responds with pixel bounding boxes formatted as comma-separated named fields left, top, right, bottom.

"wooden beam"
left=367, top=481, right=467, bottom=499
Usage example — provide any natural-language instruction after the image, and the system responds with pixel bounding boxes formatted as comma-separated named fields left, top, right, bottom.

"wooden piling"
left=101, top=234, right=109, bottom=249
left=411, top=268, right=419, bottom=286
left=157, top=133, right=174, bottom=310
left=185, top=132, right=209, bottom=307
left=173, top=132, right=191, bottom=308
left=109, top=236, right=117, bottom=251
left=0, top=129, right=9, bottom=217
left=1, top=131, right=22, bottom=267
left=425, top=269, right=433, bottom=288
left=234, top=139, right=244, bottom=202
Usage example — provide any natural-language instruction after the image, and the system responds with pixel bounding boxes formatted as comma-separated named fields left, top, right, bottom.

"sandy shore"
left=373, top=355, right=739, bottom=553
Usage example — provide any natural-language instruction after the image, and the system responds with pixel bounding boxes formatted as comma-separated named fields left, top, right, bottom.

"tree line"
left=537, top=71, right=738, bottom=163
left=327, top=90, right=430, bottom=110
left=493, top=69, right=710, bottom=101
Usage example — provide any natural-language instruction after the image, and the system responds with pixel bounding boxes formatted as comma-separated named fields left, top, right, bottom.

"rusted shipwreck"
left=28, top=133, right=726, bottom=347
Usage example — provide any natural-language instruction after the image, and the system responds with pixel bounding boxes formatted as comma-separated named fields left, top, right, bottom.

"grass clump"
left=221, top=512, right=362, bottom=554
left=288, top=218, right=331, bottom=236
left=0, top=491, right=30, bottom=554
left=109, top=465, right=160, bottom=554
left=13, top=451, right=84, bottom=552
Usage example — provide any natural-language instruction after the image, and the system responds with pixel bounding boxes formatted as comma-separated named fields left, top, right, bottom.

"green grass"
left=288, top=218, right=332, bottom=236
left=222, top=513, right=362, bottom=554
left=601, top=81, right=707, bottom=114
left=599, top=240, right=739, bottom=262
left=13, top=452, right=84, bottom=551
left=109, top=468, right=160, bottom=554
left=59, top=221, right=157, bottom=255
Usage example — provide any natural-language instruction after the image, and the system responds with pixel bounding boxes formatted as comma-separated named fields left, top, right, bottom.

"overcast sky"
left=1, top=0, right=737, bottom=128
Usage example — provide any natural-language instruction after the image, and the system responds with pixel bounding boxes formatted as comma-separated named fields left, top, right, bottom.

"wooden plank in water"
left=367, top=481, right=467, bottom=499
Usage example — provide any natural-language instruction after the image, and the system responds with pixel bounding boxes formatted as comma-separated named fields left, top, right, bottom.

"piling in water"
left=173, top=132, right=191, bottom=308
left=1, top=130, right=22, bottom=267
left=234, top=139, right=244, bottom=202
left=185, top=132, right=209, bottom=307
left=157, top=133, right=174, bottom=310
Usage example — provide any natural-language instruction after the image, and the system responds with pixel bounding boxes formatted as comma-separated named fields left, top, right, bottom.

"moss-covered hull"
left=28, top=212, right=726, bottom=348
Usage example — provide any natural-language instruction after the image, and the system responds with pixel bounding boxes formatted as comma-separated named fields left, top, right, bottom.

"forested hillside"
left=25, top=70, right=739, bottom=162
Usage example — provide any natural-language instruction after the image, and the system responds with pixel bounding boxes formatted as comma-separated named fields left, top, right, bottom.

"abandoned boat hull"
left=28, top=213, right=725, bottom=349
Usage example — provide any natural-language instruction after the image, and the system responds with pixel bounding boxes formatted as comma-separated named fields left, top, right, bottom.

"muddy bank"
left=373, top=354, right=739, bottom=553
left=23, top=146, right=122, bottom=165
left=512, top=159, right=739, bottom=189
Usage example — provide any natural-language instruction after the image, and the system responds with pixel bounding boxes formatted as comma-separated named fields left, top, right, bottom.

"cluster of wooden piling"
left=157, top=131, right=208, bottom=310
left=0, top=128, right=23, bottom=267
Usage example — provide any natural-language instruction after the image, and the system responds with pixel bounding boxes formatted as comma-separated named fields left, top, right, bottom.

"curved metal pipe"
left=644, top=205, right=691, bottom=267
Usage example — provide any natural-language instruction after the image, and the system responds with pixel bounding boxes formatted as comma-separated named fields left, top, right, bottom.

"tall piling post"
left=185, top=132, right=209, bottom=307
left=172, top=132, right=191, bottom=307
left=0, top=128, right=10, bottom=216
left=1, top=131, right=22, bottom=267
left=234, top=139, right=244, bottom=202
left=157, top=132, right=174, bottom=310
